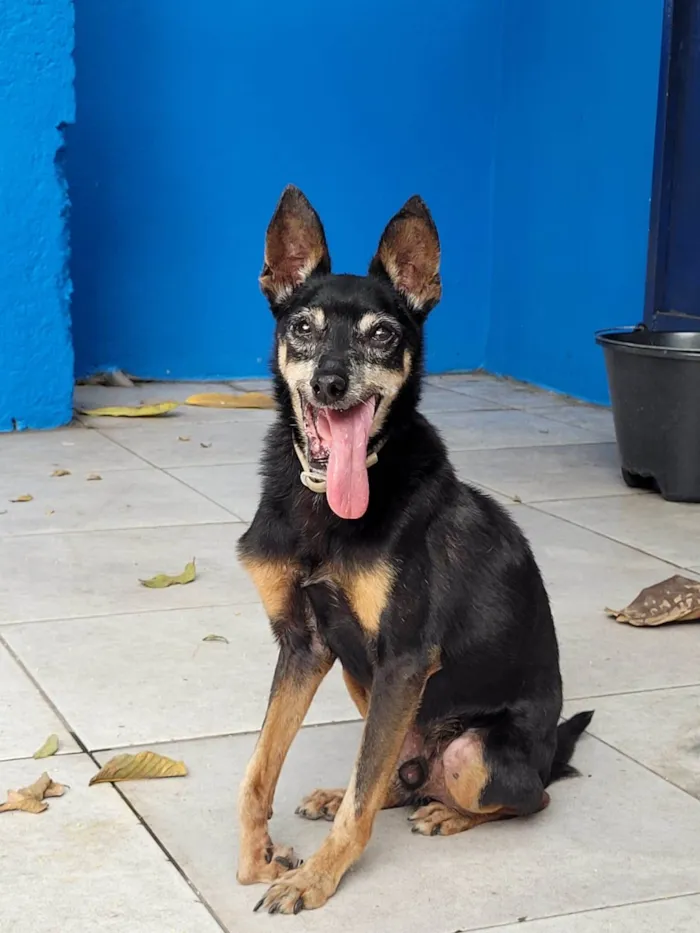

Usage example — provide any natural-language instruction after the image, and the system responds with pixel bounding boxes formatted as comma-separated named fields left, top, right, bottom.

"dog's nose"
left=312, top=373, right=347, bottom=404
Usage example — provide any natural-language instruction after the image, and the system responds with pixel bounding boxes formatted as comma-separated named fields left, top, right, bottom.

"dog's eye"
left=291, top=319, right=313, bottom=338
left=370, top=324, right=397, bottom=345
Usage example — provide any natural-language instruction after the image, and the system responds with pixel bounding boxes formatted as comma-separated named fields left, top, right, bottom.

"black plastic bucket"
left=596, top=329, right=700, bottom=502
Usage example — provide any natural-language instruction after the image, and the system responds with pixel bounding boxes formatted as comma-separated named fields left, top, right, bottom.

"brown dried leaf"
left=178, top=435, right=191, bottom=442
left=79, top=401, right=179, bottom=417
left=186, top=392, right=275, bottom=410
left=606, top=575, right=700, bottom=627
left=10, top=494, right=33, bottom=503
left=0, top=772, right=66, bottom=814
left=200, top=442, right=212, bottom=449
left=140, top=558, right=196, bottom=588
left=51, top=469, right=71, bottom=477
left=86, top=473, right=102, bottom=481
left=90, top=751, right=188, bottom=785
left=202, top=634, right=229, bottom=644
left=33, top=734, right=59, bottom=759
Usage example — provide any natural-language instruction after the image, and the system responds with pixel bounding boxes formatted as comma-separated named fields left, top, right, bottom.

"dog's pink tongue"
left=317, top=399, right=374, bottom=519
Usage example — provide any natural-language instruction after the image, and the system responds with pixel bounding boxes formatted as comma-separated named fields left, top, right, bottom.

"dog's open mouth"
left=302, top=396, right=378, bottom=520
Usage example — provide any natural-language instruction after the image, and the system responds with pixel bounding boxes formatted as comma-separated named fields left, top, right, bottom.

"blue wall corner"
left=0, top=0, right=76, bottom=431
left=486, top=0, right=663, bottom=404
left=68, top=0, right=503, bottom=380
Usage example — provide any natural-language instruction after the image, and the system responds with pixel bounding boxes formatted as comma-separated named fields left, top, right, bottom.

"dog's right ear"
left=259, top=186, right=331, bottom=308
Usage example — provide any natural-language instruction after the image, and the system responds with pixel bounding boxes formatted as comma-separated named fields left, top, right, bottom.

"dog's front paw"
left=295, top=788, right=345, bottom=821
left=253, top=862, right=336, bottom=914
left=237, top=839, right=302, bottom=885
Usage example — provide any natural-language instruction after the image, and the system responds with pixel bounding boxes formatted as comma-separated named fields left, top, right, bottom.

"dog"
left=236, top=185, right=593, bottom=915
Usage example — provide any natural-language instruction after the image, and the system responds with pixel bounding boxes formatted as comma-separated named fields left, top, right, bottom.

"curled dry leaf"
left=0, top=772, right=66, bottom=814
left=90, top=751, right=188, bottom=785
left=79, top=401, right=180, bottom=417
left=33, top=734, right=60, bottom=759
left=51, top=469, right=71, bottom=477
left=178, top=435, right=191, bottom=442
left=202, top=634, right=229, bottom=644
left=140, top=558, right=196, bottom=588
left=86, top=473, right=102, bottom=481
left=200, top=442, right=212, bottom=449
left=10, top=494, right=33, bottom=503
left=185, top=392, right=275, bottom=410
left=606, top=575, right=700, bottom=627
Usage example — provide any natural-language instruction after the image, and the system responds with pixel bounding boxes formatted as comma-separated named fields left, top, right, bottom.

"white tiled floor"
left=0, top=374, right=698, bottom=933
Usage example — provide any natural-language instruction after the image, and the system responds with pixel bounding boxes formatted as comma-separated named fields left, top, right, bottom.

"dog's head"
left=260, top=185, right=441, bottom=520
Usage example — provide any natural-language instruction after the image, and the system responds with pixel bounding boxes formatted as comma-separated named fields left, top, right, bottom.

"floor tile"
left=76, top=381, right=275, bottom=426
left=0, top=644, right=79, bottom=761
left=419, top=384, right=503, bottom=413
left=0, top=522, right=256, bottom=624
left=450, top=443, right=633, bottom=503
left=0, top=423, right=143, bottom=478
left=97, top=420, right=272, bottom=468
left=512, top=507, right=700, bottom=698
left=168, top=463, right=261, bottom=522
left=5, top=606, right=359, bottom=750
left=231, top=378, right=275, bottom=393
left=429, top=409, right=609, bottom=451
left=111, top=728, right=700, bottom=933
left=537, top=404, right=616, bottom=440
left=537, top=495, right=700, bottom=568
left=572, top=686, right=700, bottom=801
left=436, top=377, right=575, bottom=409
left=0, top=468, right=231, bottom=536
left=0, top=755, right=223, bottom=933
left=481, top=897, right=700, bottom=933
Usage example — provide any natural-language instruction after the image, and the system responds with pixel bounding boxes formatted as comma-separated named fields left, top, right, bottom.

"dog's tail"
left=550, top=710, right=594, bottom=783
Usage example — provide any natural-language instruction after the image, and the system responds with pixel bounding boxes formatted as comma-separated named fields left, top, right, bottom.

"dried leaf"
left=178, top=435, right=191, bottom=442
left=79, top=401, right=180, bottom=417
left=86, top=473, right=102, bottom=481
left=0, top=772, right=66, bottom=814
left=10, top=494, right=33, bottom=503
left=606, top=575, right=700, bottom=627
left=202, top=634, right=229, bottom=644
left=186, top=392, right=275, bottom=410
left=51, top=469, right=71, bottom=477
left=33, top=734, right=59, bottom=759
left=200, top=442, right=212, bottom=448
left=140, top=558, right=196, bottom=588
left=90, top=751, right=188, bottom=785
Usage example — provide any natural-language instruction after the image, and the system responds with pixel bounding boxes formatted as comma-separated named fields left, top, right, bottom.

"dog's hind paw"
left=408, top=802, right=477, bottom=836
left=295, top=788, right=345, bottom=821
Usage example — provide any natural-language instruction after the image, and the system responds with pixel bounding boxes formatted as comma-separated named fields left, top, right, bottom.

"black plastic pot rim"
left=595, top=327, right=700, bottom=360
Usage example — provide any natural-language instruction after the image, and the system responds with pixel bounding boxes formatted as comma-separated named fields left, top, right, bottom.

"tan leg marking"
left=237, top=658, right=332, bottom=885
left=337, top=561, right=395, bottom=636
left=342, top=669, right=369, bottom=718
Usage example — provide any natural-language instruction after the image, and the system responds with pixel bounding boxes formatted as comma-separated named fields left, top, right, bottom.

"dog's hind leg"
left=409, top=728, right=551, bottom=837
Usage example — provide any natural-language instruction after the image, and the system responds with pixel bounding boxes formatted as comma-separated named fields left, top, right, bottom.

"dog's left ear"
left=260, top=185, right=331, bottom=308
left=369, top=196, right=441, bottom=315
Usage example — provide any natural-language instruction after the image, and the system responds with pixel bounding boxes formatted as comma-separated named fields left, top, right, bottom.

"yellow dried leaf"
left=202, top=634, right=229, bottom=644
left=90, top=751, right=188, bottom=785
left=178, top=435, right=191, bottom=442
left=86, top=473, right=102, bottom=481
left=51, top=469, right=71, bottom=477
left=140, top=558, right=196, bottom=588
left=606, top=575, right=700, bottom=627
left=10, top=494, right=33, bottom=503
left=33, top=734, right=59, bottom=759
left=79, top=401, right=180, bottom=417
left=186, top=392, right=275, bottom=410
left=0, top=772, right=66, bottom=814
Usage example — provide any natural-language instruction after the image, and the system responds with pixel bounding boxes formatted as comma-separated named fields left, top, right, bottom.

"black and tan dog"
left=237, top=186, right=593, bottom=914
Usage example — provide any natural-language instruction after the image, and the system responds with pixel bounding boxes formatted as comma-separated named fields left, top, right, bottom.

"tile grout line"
left=448, top=890, right=700, bottom=932
left=0, top=601, right=257, bottom=627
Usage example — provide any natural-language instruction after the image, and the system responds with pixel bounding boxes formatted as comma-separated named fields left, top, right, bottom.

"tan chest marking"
left=337, top=562, right=396, bottom=636
left=240, top=555, right=300, bottom=622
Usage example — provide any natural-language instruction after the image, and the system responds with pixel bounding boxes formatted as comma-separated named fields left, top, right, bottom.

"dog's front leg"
left=253, top=654, right=431, bottom=913
left=237, top=642, right=333, bottom=885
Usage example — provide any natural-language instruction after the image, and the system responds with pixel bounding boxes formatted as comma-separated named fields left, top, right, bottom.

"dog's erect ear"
left=369, top=196, right=441, bottom=315
left=259, top=186, right=331, bottom=307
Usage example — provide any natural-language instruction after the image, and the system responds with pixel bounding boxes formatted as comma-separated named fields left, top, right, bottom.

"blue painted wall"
left=486, top=0, right=663, bottom=403
left=68, top=0, right=503, bottom=380
left=67, top=0, right=663, bottom=401
left=0, top=0, right=75, bottom=431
